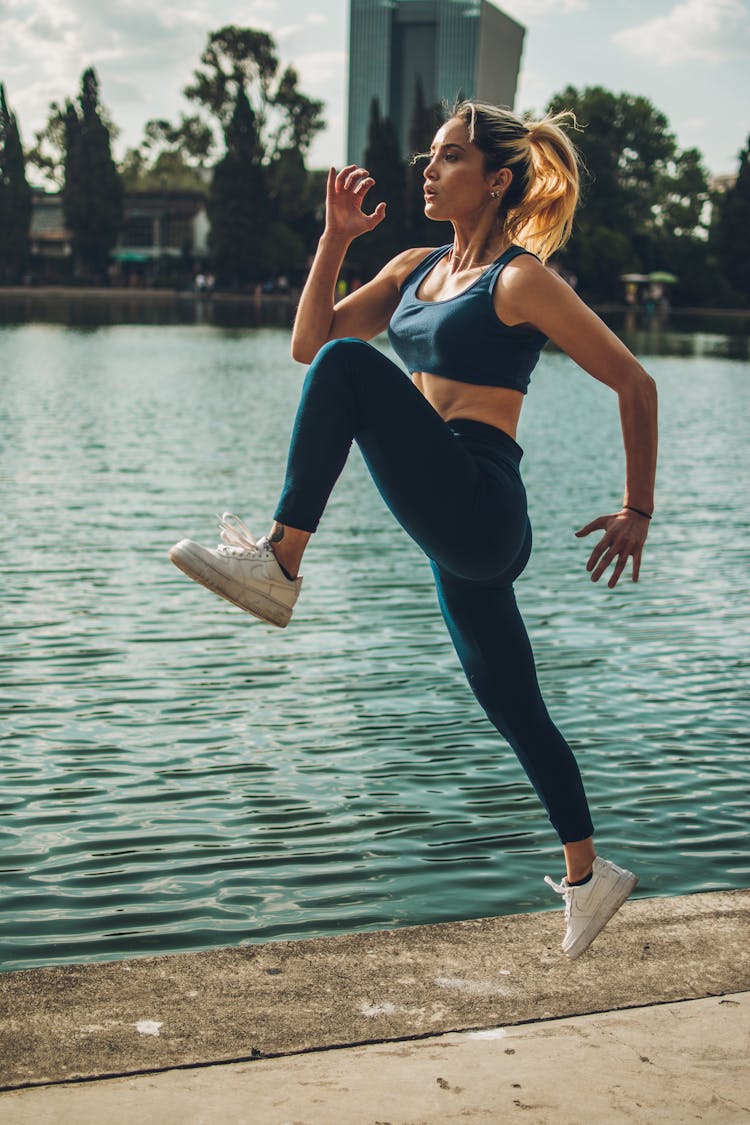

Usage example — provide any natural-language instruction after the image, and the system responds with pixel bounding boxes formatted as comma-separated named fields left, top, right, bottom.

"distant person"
left=169, top=101, right=657, bottom=959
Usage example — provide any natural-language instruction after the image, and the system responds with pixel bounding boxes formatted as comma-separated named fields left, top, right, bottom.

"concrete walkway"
left=1, top=890, right=748, bottom=1122
left=1, top=993, right=748, bottom=1124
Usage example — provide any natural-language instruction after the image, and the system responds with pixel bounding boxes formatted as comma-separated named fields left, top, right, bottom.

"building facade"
left=114, top=191, right=210, bottom=278
left=27, top=190, right=209, bottom=284
left=347, top=0, right=525, bottom=165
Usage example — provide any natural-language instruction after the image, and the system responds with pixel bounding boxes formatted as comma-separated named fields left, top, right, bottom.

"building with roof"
left=114, top=191, right=209, bottom=280
left=347, top=0, right=525, bottom=165
left=29, top=193, right=73, bottom=275
left=27, top=190, right=209, bottom=284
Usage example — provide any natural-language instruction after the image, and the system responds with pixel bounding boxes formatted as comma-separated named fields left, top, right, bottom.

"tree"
left=356, top=98, right=407, bottom=275
left=120, top=114, right=212, bottom=192
left=27, top=98, right=119, bottom=190
left=266, top=145, right=317, bottom=261
left=185, top=25, right=326, bottom=278
left=25, top=102, right=67, bottom=188
left=184, top=26, right=324, bottom=163
left=208, top=86, right=271, bottom=285
left=545, top=86, right=710, bottom=299
left=652, top=145, right=716, bottom=307
left=63, top=68, right=123, bottom=281
left=0, top=83, right=32, bottom=283
left=404, top=78, right=451, bottom=248
left=657, top=147, right=710, bottom=239
left=712, top=135, right=750, bottom=304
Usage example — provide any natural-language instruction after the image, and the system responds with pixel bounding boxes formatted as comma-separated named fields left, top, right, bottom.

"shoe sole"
left=168, top=542, right=293, bottom=628
left=564, top=872, right=639, bottom=960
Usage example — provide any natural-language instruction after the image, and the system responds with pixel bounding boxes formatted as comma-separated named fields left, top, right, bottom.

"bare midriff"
left=412, top=371, right=524, bottom=440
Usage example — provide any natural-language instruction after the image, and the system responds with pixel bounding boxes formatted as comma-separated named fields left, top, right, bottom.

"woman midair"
left=169, top=101, right=658, bottom=958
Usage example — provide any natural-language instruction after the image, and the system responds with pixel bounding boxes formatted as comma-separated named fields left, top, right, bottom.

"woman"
left=169, top=101, right=658, bottom=959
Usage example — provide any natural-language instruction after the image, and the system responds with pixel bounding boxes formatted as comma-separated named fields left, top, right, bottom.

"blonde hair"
left=451, top=100, right=581, bottom=262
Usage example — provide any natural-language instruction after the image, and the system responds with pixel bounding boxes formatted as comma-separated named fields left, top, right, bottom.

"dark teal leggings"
left=275, top=339, right=594, bottom=843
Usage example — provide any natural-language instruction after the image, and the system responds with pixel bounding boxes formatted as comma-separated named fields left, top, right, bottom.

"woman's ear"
left=490, top=167, right=513, bottom=196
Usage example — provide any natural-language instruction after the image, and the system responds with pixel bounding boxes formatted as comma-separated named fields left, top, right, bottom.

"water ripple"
left=1, top=325, right=748, bottom=970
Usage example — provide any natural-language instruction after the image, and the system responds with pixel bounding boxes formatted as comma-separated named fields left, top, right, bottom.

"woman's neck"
left=447, top=219, right=510, bottom=272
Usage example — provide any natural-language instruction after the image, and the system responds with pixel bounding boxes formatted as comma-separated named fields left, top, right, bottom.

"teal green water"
left=1, top=322, right=748, bottom=971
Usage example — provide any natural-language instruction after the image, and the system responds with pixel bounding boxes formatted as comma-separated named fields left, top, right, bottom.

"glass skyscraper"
left=347, top=0, right=525, bottom=164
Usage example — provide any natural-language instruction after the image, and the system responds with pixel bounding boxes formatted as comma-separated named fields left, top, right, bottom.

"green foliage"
left=266, top=146, right=321, bottom=255
left=352, top=86, right=450, bottom=278
left=549, top=86, right=674, bottom=235
left=119, top=114, right=212, bottom=192
left=0, top=83, right=32, bottom=282
left=27, top=98, right=119, bottom=191
left=712, top=135, right=750, bottom=304
left=208, top=86, right=272, bottom=285
left=354, top=98, right=407, bottom=275
left=546, top=85, right=712, bottom=300
left=271, top=65, right=326, bottom=155
left=25, top=102, right=67, bottom=188
left=659, top=147, right=710, bottom=237
left=137, top=24, right=326, bottom=278
left=63, top=68, right=123, bottom=281
left=405, top=78, right=451, bottom=249
left=184, top=25, right=324, bottom=161
left=573, top=227, right=634, bottom=298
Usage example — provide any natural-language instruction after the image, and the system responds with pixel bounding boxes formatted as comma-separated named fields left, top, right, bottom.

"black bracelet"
left=623, top=505, right=652, bottom=520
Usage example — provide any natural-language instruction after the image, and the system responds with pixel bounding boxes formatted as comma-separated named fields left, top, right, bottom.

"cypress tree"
left=357, top=97, right=406, bottom=275
left=208, top=85, right=271, bottom=285
left=713, top=135, right=750, bottom=304
left=63, top=68, right=123, bottom=281
left=0, top=83, right=32, bottom=283
left=404, top=78, right=451, bottom=248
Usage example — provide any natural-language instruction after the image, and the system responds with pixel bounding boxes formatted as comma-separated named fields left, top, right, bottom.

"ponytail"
left=452, top=101, right=582, bottom=262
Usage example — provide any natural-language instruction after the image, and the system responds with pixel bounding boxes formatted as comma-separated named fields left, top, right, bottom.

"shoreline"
left=0, top=285, right=749, bottom=319
left=1, top=888, right=748, bottom=1092
left=0, top=286, right=296, bottom=305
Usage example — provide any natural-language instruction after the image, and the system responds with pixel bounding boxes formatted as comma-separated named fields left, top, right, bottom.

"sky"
left=1, top=0, right=749, bottom=180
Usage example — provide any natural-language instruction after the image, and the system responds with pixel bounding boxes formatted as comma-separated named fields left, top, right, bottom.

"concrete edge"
left=3, top=989, right=749, bottom=1095
left=1, top=889, right=749, bottom=1091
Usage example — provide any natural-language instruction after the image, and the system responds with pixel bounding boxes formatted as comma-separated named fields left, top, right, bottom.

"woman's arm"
left=291, top=166, right=428, bottom=363
left=498, top=259, right=658, bottom=589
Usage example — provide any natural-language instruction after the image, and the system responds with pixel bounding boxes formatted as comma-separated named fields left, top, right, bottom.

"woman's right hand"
left=325, top=165, right=387, bottom=242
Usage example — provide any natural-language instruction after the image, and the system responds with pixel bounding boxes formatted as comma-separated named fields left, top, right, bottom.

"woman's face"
left=423, top=117, right=499, bottom=222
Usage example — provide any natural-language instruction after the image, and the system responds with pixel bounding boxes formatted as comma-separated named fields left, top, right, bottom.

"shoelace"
left=216, top=512, right=266, bottom=558
left=544, top=874, right=573, bottom=921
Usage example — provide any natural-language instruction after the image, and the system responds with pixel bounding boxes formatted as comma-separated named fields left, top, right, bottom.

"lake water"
left=1, top=314, right=748, bottom=971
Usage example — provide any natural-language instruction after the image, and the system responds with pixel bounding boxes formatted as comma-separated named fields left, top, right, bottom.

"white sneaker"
left=168, top=513, right=302, bottom=628
left=544, top=855, right=638, bottom=959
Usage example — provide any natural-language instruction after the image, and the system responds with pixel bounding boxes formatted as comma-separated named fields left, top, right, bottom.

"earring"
left=490, top=189, right=501, bottom=199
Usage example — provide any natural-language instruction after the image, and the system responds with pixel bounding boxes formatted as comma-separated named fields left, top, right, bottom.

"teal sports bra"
left=387, top=244, right=547, bottom=394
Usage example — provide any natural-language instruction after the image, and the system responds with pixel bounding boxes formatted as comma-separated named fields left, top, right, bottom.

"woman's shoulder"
left=382, top=246, right=448, bottom=289
left=494, top=250, right=579, bottom=330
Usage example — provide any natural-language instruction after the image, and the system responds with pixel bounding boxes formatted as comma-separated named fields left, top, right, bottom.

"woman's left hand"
left=575, top=509, right=650, bottom=589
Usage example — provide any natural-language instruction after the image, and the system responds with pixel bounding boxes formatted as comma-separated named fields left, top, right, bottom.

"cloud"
left=275, top=24, right=305, bottom=41
left=613, top=0, right=750, bottom=66
left=2, top=0, right=346, bottom=166
left=294, top=49, right=347, bottom=88
left=502, top=0, right=588, bottom=17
